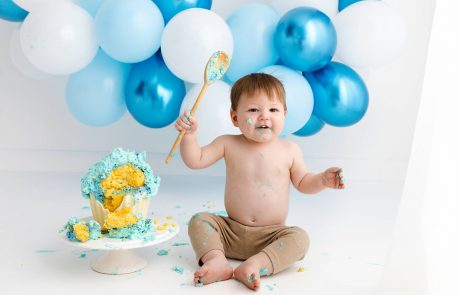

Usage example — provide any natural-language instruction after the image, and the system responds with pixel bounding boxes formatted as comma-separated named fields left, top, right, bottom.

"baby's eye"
left=248, top=108, right=259, bottom=112
left=270, top=108, right=280, bottom=112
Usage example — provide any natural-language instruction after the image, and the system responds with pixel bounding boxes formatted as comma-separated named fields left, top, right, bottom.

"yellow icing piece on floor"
left=156, top=225, right=167, bottom=231
left=73, top=224, right=90, bottom=242
left=297, top=266, right=305, bottom=272
left=165, top=216, right=173, bottom=220
left=104, top=207, right=139, bottom=229
left=162, top=222, right=170, bottom=227
left=154, top=218, right=159, bottom=224
left=100, top=164, right=145, bottom=212
left=171, top=223, right=177, bottom=228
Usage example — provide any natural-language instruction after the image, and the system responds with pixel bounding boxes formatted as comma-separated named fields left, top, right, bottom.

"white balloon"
left=333, top=1, right=407, bottom=69
left=9, top=28, right=56, bottom=80
left=180, top=81, right=240, bottom=146
left=13, top=0, right=79, bottom=12
left=161, top=8, right=233, bottom=83
left=20, top=2, right=98, bottom=75
left=271, top=0, right=338, bottom=19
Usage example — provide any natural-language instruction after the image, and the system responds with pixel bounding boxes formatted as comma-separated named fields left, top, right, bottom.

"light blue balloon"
left=152, top=0, right=212, bottom=24
left=339, top=0, right=363, bottom=11
left=259, top=65, right=313, bottom=136
left=95, top=0, right=164, bottom=63
left=79, top=0, right=105, bottom=17
left=66, top=50, right=131, bottom=127
left=293, top=113, right=325, bottom=136
left=125, top=51, right=186, bottom=128
left=0, top=0, right=28, bottom=22
left=304, top=62, right=368, bottom=127
left=225, top=3, right=279, bottom=83
left=274, top=7, right=336, bottom=72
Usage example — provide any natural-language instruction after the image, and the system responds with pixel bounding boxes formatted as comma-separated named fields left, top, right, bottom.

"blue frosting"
left=80, top=147, right=160, bottom=204
left=65, top=217, right=102, bottom=242
left=107, top=218, right=153, bottom=239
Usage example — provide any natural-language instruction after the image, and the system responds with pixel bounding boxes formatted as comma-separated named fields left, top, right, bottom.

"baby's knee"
left=291, top=227, right=310, bottom=256
left=188, top=212, right=214, bottom=235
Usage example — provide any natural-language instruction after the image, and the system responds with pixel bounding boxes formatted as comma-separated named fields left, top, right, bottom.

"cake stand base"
left=63, top=215, right=179, bottom=275
left=91, top=249, right=147, bottom=275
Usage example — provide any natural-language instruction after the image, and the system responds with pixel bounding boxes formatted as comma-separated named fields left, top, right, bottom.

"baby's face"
left=231, top=92, right=286, bottom=143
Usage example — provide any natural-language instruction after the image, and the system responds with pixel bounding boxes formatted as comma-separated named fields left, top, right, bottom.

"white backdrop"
left=0, top=0, right=436, bottom=181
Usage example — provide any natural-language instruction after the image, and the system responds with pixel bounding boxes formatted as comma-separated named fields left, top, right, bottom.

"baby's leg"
left=233, top=252, right=272, bottom=291
left=188, top=213, right=233, bottom=286
left=234, top=226, right=309, bottom=291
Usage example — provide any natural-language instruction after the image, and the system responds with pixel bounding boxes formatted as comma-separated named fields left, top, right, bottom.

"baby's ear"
left=230, top=109, right=239, bottom=127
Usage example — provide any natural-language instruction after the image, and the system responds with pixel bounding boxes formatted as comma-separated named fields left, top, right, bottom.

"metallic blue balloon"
left=293, top=113, right=325, bottom=136
left=125, top=51, right=186, bottom=128
left=0, top=0, right=28, bottom=22
left=274, top=7, right=336, bottom=72
left=152, top=0, right=212, bottom=24
left=304, top=62, right=368, bottom=127
left=339, top=0, right=363, bottom=11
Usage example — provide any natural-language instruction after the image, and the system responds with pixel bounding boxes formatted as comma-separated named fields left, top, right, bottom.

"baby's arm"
left=289, top=143, right=344, bottom=194
left=175, top=111, right=225, bottom=169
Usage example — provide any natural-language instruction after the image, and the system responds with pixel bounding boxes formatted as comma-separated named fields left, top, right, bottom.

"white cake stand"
left=63, top=216, right=179, bottom=275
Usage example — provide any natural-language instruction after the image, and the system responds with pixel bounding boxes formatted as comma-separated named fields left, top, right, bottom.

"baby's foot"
left=234, top=261, right=262, bottom=291
left=193, top=256, right=233, bottom=286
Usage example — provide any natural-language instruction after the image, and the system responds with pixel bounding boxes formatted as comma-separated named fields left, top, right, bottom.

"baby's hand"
left=321, top=167, right=344, bottom=189
left=175, top=110, right=198, bottom=135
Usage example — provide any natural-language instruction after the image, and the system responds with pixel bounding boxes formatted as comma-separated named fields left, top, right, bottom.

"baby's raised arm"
left=175, top=111, right=226, bottom=169
left=289, top=142, right=344, bottom=194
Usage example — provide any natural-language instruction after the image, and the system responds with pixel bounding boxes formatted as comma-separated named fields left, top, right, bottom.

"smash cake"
left=64, top=147, right=168, bottom=242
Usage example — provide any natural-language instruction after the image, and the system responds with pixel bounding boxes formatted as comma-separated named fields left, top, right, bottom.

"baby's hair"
left=230, top=73, right=287, bottom=111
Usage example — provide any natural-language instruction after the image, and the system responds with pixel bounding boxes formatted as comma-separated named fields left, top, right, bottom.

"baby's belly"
left=224, top=189, right=290, bottom=226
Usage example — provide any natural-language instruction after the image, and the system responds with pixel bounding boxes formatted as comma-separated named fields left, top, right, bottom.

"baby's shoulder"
left=277, top=138, right=299, bottom=151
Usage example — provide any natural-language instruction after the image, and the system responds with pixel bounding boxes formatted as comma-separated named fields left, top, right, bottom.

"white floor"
left=0, top=171, right=404, bottom=295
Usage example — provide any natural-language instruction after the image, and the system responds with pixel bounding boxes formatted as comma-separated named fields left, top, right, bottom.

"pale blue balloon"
left=79, top=0, right=105, bottom=17
left=66, top=50, right=131, bottom=127
left=95, top=0, right=164, bottom=63
left=274, top=7, right=336, bottom=72
left=304, top=62, right=368, bottom=127
left=225, top=3, right=279, bottom=83
left=259, top=65, right=313, bottom=136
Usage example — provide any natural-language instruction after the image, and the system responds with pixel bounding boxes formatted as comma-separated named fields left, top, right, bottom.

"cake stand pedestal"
left=63, top=216, right=179, bottom=275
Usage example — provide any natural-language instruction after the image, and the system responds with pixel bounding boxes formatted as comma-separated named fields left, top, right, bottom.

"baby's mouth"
left=255, top=125, right=271, bottom=130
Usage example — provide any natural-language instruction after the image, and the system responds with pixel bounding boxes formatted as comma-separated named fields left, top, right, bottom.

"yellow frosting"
left=99, top=164, right=145, bottom=212
left=103, top=207, right=139, bottom=229
left=73, top=224, right=90, bottom=242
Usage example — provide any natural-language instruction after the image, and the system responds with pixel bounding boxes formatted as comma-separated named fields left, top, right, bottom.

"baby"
left=175, top=73, right=344, bottom=291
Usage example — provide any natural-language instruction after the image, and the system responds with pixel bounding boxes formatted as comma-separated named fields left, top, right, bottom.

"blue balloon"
left=66, top=50, right=131, bottom=127
left=95, top=0, right=164, bottom=63
left=225, top=3, right=279, bottom=83
left=339, top=0, right=363, bottom=11
left=152, top=0, right=212, bottom=24
left=0, top=0, right=28, bottom=22
left=79, top=0, right=105, bottom=17
left=125, top=51, right=186, bottom=128
left=293, top=113, right=325, bottom=136
left=274, top=7, right=336, bottom=72
left=304, top=62, right=368, bottom=127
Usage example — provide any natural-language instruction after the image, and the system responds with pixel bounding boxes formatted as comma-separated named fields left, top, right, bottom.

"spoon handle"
left=165, top=83, right=209, bottom=164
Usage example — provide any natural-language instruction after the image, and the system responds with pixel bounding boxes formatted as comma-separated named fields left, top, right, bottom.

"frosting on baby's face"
left=231, top=92, right=286, bottom=143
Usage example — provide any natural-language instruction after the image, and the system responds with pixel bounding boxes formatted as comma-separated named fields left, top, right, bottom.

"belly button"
left=251, top=217, right=256, bottom=223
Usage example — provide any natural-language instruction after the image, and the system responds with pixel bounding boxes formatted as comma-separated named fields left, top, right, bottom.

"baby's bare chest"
left=226, top=149, right=291, bottom=183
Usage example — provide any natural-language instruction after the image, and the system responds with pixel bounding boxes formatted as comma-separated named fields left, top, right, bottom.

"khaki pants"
left=188, top=212, right=309, bottom=274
